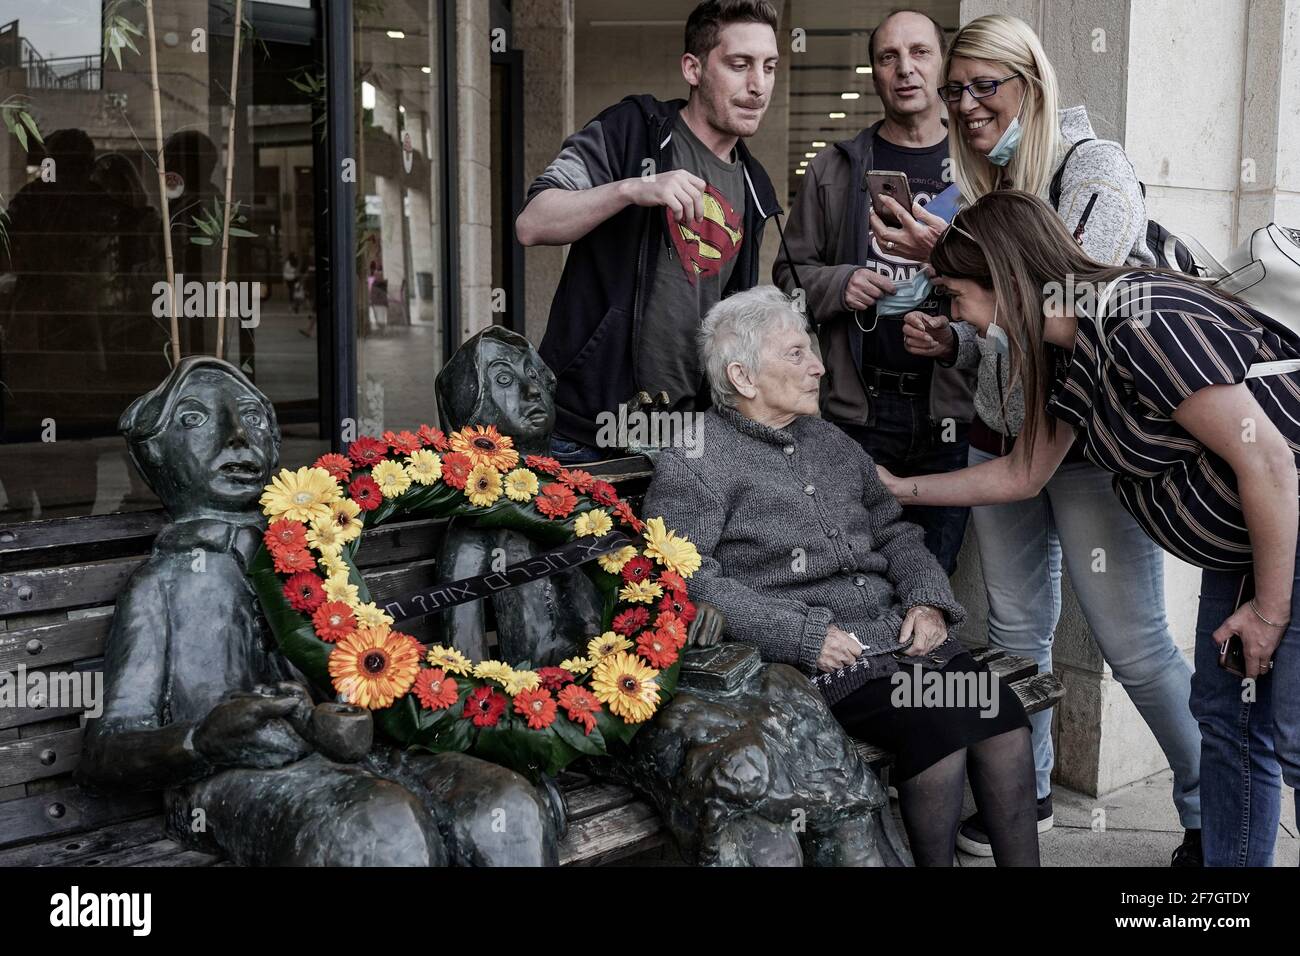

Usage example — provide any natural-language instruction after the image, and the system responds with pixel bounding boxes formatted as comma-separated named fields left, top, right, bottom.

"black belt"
left=861, top=364, right=927, bottom=398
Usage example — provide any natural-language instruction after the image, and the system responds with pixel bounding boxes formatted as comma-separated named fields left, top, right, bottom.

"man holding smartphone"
left=774, top=9, right=975, bottom=574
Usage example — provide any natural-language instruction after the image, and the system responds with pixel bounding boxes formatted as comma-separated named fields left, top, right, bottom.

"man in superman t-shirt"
left=638, top=114, right=748, bottom=412
left=515, top=2, right=781, bottom=465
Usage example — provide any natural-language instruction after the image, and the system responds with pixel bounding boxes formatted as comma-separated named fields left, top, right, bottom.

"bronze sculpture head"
left=436, top=327, right=556, bottom=457
left=120, top=356, right=279, bottom=521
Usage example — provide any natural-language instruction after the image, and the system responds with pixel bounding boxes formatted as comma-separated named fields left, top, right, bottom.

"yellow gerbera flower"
left=588, top=631, right=633, bottom=659
left=451, top=424, right=520, bottom=472
left=319, top=551, right=348, bottom=578
left=323, top=573, right=359, bottom=605
left=306, top=520, right=344, bottom=556
left=260, top=466, right=340, bottom=524
left=326, top=497, right=364, bottom=543
left=560, top=656, right=594, bottom=674
left=465, top=463, right=503, bottom=507
left=329, top=625, right=421, bottom=710
left=619, top=580, right=664, bottom=604
left=473, top=659, right=514, bottom=684
left=371, top=459, right=412, bottom=499
left=590, top=651, right=660, bottom=723
left=353, top=601, right=393, bottom=629
left=641, top=516, right=702, bottom=577
left=503, top=468, right=539, bottom=502
left=574, top=509, right=613, bottom=538
left=597, top=545, right=637, bottom=575
left=405, top=449, right=443, bottom=486
left=503, top=669, right=541, bottom=696
left=426, top=644, right=472, bottom=676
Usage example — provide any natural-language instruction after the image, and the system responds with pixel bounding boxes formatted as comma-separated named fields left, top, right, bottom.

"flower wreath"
left=248, top=423, right=701, bottom=779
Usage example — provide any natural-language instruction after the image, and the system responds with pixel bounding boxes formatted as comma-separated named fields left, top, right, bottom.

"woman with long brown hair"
left=870, top=13, right=1201, bottom=865
left=885, top=189, right=1300, bottom=867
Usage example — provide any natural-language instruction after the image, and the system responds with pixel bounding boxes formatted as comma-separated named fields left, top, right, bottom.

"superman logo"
left=667, top=184, right=744, bottom=284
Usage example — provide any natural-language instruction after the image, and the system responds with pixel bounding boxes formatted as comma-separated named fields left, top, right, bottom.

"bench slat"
left=0, top=814, right=166, bottom=866
left=0, top=512, right=166, bottom=573
left=0, top=785, right=161, bottom=850
left=562, top=782, right=639, bottom=822
left=558, top=798, right=665, bottom=866
left=0, top=727, right=83, bottom=788
left=0, top=614, right=112, bottom=672
left=0, top=559, right=144, bottom=619
left=361, top=559, right=442, bottom=604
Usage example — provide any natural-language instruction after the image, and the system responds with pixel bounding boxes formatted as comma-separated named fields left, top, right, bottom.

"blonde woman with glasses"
left=870, top=14, right=1203, bottom=866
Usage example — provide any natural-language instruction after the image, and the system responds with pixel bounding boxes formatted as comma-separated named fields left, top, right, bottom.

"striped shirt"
left=1047, top=272, right=1300, bottom=571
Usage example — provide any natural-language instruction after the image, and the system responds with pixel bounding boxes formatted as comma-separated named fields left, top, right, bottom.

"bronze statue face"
left=476, top=337, right=555, bottom=448
left=149, top=368, right=277, bottom=517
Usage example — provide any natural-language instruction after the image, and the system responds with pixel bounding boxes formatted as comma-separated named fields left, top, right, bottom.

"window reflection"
left=0, top=1, right=326, bottom=521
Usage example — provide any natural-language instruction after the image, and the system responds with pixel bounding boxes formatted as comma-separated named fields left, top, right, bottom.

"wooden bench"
left=0, top=456, right=1063, bottom=867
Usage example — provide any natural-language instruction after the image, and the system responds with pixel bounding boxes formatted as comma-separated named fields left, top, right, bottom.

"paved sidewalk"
left=944, top=769, right=1299, bottom=867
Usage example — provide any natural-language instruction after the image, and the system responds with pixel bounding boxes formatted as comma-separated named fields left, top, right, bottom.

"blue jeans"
left=549, top=435, right=605, bottom=467
left=1191, top=537, right=1300, bottom=866
left=968, top=447, right=1202, bottom=828
left=841, top=391, right=971, bottom=575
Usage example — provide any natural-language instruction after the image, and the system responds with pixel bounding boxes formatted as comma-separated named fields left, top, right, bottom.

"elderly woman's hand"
left=818, top=625, right=864, bottom=672
left=868, top=195, right=948, bottom=263
left=899, top=606, right=948, bottom=656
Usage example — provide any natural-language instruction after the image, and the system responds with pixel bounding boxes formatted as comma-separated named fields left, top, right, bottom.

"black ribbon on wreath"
left=382, top=529, right=634, bottom=628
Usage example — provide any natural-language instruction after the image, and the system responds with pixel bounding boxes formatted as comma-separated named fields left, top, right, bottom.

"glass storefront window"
left=0, top=0, right=327, bottom=521
left=352, top=0, right=447, bottom=437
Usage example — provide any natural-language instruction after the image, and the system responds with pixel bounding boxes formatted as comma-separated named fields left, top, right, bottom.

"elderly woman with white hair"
left=642, top=286, right=1038, bottom=866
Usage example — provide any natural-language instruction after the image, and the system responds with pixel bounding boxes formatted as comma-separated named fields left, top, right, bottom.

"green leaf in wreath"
left=550, top=707, right=607, bottom=756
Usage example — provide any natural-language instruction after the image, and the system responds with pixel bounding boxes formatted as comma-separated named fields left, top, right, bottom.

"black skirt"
left=830, top=651, right=1031, bottom=782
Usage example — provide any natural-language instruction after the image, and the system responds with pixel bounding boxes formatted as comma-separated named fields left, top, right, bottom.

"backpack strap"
left=1049, top=138, right=1095, bottom=209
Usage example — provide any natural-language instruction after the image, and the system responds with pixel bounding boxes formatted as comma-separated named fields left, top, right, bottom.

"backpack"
left=1049, top=138, right=1201, bottom=275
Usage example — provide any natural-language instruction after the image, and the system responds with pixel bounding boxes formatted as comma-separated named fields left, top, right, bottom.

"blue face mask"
left=985, top=89, right=1028, bottom=167
left=876, top=271, right=935, bottom=317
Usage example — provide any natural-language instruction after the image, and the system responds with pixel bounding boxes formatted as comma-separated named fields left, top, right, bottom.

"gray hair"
left=699, top=286, right=808, bottom=409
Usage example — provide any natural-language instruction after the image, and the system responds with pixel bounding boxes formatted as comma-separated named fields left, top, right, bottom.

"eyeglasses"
left=938, top=73, right=1022, bottom=104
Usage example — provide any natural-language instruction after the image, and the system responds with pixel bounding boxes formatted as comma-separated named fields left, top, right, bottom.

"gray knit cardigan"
left=642, top=404, right=967, bottom=707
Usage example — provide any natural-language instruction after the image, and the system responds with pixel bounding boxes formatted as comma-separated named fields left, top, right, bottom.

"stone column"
left=513, top=0, right=575, bottom=346
left=458, top=0, right=494, bottom=339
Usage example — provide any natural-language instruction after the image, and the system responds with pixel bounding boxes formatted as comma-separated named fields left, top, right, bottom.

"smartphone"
left=1218, top=573, right=1252, bottom=678
left=866, top=170, right=913, bottom=228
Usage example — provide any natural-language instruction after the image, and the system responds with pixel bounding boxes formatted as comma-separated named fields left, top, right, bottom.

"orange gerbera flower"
left=413, top=667, right=459, bottom=711
left=312, top=600, right=357, bottom=643
left=655, top=612, right=688, bottom=649
left=441, top=452, right=474, bottom=489
left=451, top=425, right=520, bottom=472
left=637, top=630, right=679, bottom=669
left=558, top=468, right=595, bottom=493
left=535, top=482, right=577, bottom=519
left=312, top=453, right=353, bottom=482
left=328, top=626, right=421, bottom=709
left=273, top=547, right=316, bottom=575
left=383, top=429, right=423, bottom=456
left=512, top=687, right=558, bottom=730
left=264, top=518, right=309, bottom=555
left=613, top=499, right=645, bottom=533
left=556, top=684, right=602, bottom=735
left=417, top=423, right=449, bottom=450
